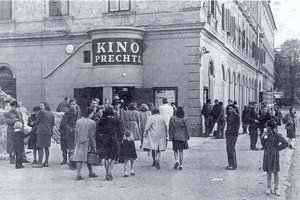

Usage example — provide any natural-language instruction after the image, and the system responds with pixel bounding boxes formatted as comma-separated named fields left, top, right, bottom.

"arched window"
left=0, top=65, right=16, bottom=98
left=233, top=72, right=236, bottom=85
left=228, top=69, right=231, bottom=82
left=209, top=60, right=214, bottom=76
left=222, top=65, right=226, bottom=81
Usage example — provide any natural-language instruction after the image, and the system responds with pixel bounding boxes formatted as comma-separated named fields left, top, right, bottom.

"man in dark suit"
left=225, top=105, right=240, bottom=170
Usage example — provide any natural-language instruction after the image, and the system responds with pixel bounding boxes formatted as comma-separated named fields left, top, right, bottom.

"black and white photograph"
left=0, top=0, right=299, bottom=199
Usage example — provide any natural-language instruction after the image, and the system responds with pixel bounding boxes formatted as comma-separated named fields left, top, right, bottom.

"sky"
left=271, top=0, right=300, bottom=47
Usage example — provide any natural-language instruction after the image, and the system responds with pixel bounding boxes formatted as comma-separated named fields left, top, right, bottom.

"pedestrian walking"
left=124, top=103, right=141, bottom=140
left=261, top=119, right=288, bottom=196
left=27, top=106, right=41, bottom=164
left=216, top=102, right=225, bottom=139
left=225, top=105, right=240, bottom=170
left=169, top=107, right=189, bottom=170
left=120, top=130, right=137, bottom=177
left=59, top=99, right=81, bottom=169
left=4, top=101, right=23, bottom=164
left=143, top=107, right=168, bottom=170
left=97, top=106, right=123, bottom=181
left=225, top=99, right=233, bottom=116
left=159, top=97, right=174, bottom=133
left=201, top=99, right=212, bottom=137
left=13, top=121, right=27, bottom=169
left=241, top=105, right=251, bottom=134
left=33, top=102, right=55, bottom=168
left=73, top=107, right=98, bottom=181
left=274, top=104, right=282, bottom=126
left=139, top=103, right=151, bottom=148
left=210, top=99, right=220, bottom=136
left=249, top=106, right=260, bottom=150
left=282, top=107, right=298, bottom=149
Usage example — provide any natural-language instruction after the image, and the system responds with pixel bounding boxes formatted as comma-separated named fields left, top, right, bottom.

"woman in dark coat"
left=97, top=106, right=123, bottom=181
left=169, top=107, right=189, bottom=170
left=261, top=119, right=288, bottom=196
left=282, top=107, right=298, bottom=149
left=33, top=102, right=55, bottom=168
left=27, top=106, right=41, bottom=164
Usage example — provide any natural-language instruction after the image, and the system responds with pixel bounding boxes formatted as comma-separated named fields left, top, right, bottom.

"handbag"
left=87, top=148, right=97, bottom=164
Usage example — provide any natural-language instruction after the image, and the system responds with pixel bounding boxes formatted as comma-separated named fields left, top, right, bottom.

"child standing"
left=13, top=121, right=27, bottom=169
left=169, top=107, right=189, bottom=170
left=261, top=119, right=288, bottom=196
left=121, top=130, right=137, bottom=177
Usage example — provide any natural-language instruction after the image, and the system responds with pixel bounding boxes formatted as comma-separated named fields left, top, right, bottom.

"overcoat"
left=169, top=116, right=189, bottom=141
left=35, top=110, right=55, bottom=148
left=282, top=113, right=299, bottom=139
left=139, top=110, right=151, bottom=138
left=143, top=114, right=167, bottom=151
left=124, top=110, right=141, bottom=140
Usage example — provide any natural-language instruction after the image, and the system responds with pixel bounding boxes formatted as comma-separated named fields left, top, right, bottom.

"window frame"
left=0, top=0, right=12, bottom=20
left=108, top=0, right=131, bottom=12
left=49, top=0, right=69, bottom=17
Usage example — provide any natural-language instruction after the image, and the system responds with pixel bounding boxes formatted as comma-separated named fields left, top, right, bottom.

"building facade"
left=0, top=0, right=276, bottom=136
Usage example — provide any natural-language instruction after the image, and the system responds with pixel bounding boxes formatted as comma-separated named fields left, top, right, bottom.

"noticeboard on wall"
left=153, top=87, right=177, bottom=107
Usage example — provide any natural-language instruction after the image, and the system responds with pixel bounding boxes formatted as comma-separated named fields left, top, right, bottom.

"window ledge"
left=44, top=15, right=74, bottom=21
left=103, top=11, right=136, bottom=17
left=0, top=19, right=16, bottom=24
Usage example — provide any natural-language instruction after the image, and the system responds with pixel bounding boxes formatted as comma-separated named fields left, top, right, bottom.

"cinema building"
left=0, top=0, right=276, bottom=136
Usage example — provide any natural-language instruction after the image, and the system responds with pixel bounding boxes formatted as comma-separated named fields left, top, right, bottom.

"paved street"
left=0, top=125, right=295, bottom=200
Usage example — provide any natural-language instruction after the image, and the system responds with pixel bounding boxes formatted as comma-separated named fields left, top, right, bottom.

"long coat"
left=124, top=110, right=141, bottom=140
left=169, top=116, right=189, bottom=141
left=139, top=110, right=151, bottom=138
left=282, top=113, right=298, bottom=139
left=35, top=110, right=55, bottom=148
left=225, top=112, right=240, bottom=137
left=159, top=104, right=175, bottom=131
left=73, top=118, right=96, bottom=162
left=4, top=109, right=23, bottom=154
left=261, top=130, right=288, bottom=173
left=142, top=114, right=167, bottom=151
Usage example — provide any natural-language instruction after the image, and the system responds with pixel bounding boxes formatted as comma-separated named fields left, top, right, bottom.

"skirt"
left=36, top=134, right=51, bottom=148
left=172, top=140, right=189, bottom=151
left=120, top=140, right=137, bottom=161
left=6, top=133, right=14, bottom=154
left=27, top=133, right=37, bottom=150
left=287, top=129, right=296, bottom=139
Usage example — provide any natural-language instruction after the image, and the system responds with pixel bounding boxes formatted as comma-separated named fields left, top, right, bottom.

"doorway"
left=74, top=87, right=103, bottom=110
left=112, top=87, right=134, bottom=106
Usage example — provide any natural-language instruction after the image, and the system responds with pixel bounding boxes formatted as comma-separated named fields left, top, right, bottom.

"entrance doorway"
left=74, top=87, right=103, bottom=110
left=0, top=66, right=16, bottom=98
left=112, top=87, right=134, bottom=106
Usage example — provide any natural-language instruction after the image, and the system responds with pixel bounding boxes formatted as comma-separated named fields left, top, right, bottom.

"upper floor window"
left=49, top=0, right=69, bottom=16
left=109, top=0, right=130, bottom=12
left=0, top=0, right=12, bottom=20
left=210, top=0, right=215, bottom=17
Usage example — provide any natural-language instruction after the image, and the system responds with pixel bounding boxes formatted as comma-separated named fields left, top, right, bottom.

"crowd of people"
left=4, top=96, right=299, bottom=196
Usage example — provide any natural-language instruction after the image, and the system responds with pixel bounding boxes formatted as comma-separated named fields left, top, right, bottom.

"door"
left=133, top=88, right=154, bottom=106
left=74, top=87, right=103, bottom=110
left=112, top=87, right=134, bottom=106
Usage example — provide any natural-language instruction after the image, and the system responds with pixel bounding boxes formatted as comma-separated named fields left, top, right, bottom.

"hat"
left=14, top=121, right=23, bottom=131
left=162, top=98, right=168, bottom=104
left=124, top=130, right=132, bottom=137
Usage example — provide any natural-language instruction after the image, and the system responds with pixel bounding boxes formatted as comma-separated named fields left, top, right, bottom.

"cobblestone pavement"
left=0, top=126, right=295, bottom=200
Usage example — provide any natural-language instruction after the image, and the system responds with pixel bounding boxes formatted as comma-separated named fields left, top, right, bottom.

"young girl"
left=169, top=107, right=189, bottom=170
left=121, top=130, right=137, bottom=177
left=261, top=119, right=288, bottom=196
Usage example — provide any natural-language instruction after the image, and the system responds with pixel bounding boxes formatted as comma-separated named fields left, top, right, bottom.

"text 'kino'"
left=96, top=41, right=140, bottom=53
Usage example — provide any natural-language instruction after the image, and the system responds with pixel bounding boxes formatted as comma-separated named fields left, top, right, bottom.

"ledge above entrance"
left=87, top=27, right=146, bottom=40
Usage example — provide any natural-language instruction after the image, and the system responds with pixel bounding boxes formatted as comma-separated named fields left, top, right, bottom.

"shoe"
left=76, top=176, right=84, bottom=181
left=156, top=160, right=160, bottom=170
left=22, top=159, right=30, bottom=163
left=289, top=144, right=296, bottom=150
left=225, top=166, right=235, bottom=170
left=275, top=189, right=281, bottom=196
left=174, top=162, right=179, bottom=169
left=32, top=164, right=43, bottom=168
left=265, top=187, right=271, bottom=195
left=250, top=148, right=259, bottom=151
left=152, top=161, right=156, bottom=167
left=124, top=174, right=129, bottom=178
left=42, top=162, right=49, bottom=167
left=31, top=160, right=37, bottom=165
left=178, top=166, right=183, bottom=170
left=16, top=166, right=25, bottom=169
left=108, top=174, right=113, bottom=181
left=69, top=166, right=76, bottom=170
left=105, top=174, right=110, bottom=180
left=89, top=173, right=98, bottom=178
left=130, top=172, right=135, bottom=176
left=59, top=161, right=68, bottom=165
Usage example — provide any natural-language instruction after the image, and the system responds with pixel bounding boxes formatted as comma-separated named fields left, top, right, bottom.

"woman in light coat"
left=139, top=103, right=152, bottom=148
left=124, top=103, right=141, bottom=140
left=143, top=107, right=167, bottom=170
left=73, top=107, right=97, bottom=180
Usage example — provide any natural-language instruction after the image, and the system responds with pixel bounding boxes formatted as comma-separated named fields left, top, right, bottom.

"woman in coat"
left=33, top=102, right=55, bottom=168
left=124, top=103, right=141, bottom=140
left=169, top=107, right=189, bottom=170
left=143, top=107, right=167, bottom=170
left=97, top=106, right=123, bottom=181
left=139, top=103, right=152, bottom=148
left=73, top=107, right=97, bottom=180
left=282, top=107, right=298, bottom=149
left=27, top=106, right=41, bottom=164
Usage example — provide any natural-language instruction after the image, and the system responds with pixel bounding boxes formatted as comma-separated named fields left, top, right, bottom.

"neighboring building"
left=0, top=0, right=276, bottom=136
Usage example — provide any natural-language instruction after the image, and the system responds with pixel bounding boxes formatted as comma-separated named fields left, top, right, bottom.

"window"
left=0, top=0, right=12, bottom=20
left=83, top=51, right=91, bottom=63
left=109, top=0, right=130, bottom=12
left=210, top=1, right=215, bottom=17
left=209, top=60, right=214, bottom=76
left=222, top=65, right=226, bottom=81
left=221, top=4, right=225, bottom=30
left=49, top=0, right=69, bottom=16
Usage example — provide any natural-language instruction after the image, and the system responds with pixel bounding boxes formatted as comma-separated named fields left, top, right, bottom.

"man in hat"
left=159, top=98, right=174, bottom=133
